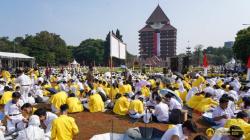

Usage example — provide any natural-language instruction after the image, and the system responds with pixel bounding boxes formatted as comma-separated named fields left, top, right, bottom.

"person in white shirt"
left=15, top=69, right=33, bottom=104
left=16, top=115, right=47, bottom=140
left=4, top=92, right=24, bottom=133
left=214, top=85, right=225, bottom=100
left=212, top=97, right=234, bottom=127
left=165, top=94, right=182, bottom=110
left=152, top=96, right=169, bottom=122
left=161, top=120, right=197, bottom=140
left=34, top=108, right=58, bottom=138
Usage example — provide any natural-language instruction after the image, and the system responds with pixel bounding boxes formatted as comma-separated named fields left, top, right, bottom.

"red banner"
left=203, top=53, right=208, bottom=68
left=247, top=56, right=250, bottom=68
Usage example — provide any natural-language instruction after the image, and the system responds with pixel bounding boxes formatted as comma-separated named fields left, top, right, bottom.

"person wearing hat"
left=128, top=96, right=144, bottom=119
left=161, top=120, right=197, bottom=140
left=51, top=104, right=79, bottom=140
left=113, top=93, right=130, bottom=115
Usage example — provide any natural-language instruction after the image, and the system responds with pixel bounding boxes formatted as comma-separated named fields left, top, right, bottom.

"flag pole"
left=110, top=32, right=114, bottom=102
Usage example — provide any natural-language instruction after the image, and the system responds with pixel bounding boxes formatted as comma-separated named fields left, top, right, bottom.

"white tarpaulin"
left=90, top=133, right=124, bottom=140
left=0, top=52, right=34, bottom=59
left=110, top=34, right=126, bottom=59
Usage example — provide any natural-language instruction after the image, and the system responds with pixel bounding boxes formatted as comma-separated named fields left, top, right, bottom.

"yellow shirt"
left=109, top=87, right=119, bottom=100
left=51, top=115, right=79, bottom=140
left=149, top=79, right=156, bottom=88
left=103, top=87, right=110, bottom=97
left=0, top=91, right=12, bottom=104
left=50, top=91, right=68, bottom=110
left=224, top=119, right=250, bottom=135
left=89, top=93, right=104, bottom=113
left=187, top=95, right=205, bottom=108
left=66, top=97, right=83, bottom=113
left=179, top=90, right=188, bottom=102
left=129, top=99, right=144, bottom=114
left=119, top=85, right=126, bottom=95
left=113, top=96, right=130, bottom=115
left=141, top=86, right=151, bottom=97
left=194, top=98, right=219, bottom=112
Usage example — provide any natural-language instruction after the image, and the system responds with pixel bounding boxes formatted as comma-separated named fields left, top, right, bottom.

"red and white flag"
left=203, top=53, right=208, bottom=76
left=247, top=56, right=250, bottom=81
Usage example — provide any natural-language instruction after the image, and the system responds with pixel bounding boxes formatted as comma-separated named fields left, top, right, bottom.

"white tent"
left=0, top=52, right=34, bottom=60
left=0, top=51, right=35, bottom=68
left=71, top=59, right=78, bottom=65
left=90, top=133, right=124, bottom=140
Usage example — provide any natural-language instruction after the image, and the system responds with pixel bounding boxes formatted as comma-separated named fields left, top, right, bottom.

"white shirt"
left=169, top=98, right=182, bottom=110
left=44, top=112, right=58, bottom=133
left=15, top=74, right=32, bottom=86
left=154, top=102, right=169, bottom=122
left=204, top=86, right=215, bottom=95
left=212, top=106, right=234, bottom=127
left=214, top=89, right=225, bottom=99
left=4, top=100, right=24, bottom=116
left=161, top=124, right=186, bottom=140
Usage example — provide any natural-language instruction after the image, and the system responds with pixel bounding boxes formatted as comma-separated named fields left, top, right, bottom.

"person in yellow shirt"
left=87, top=90, right=105, bottom=113
left=51, top=104, right=79, bottom=140
left=50, top=90, right=68, bottom=113
left=66, top=94, right=84, bottom=113
left=113, top=93, right=130, bottom=115
left=224, top=111, right=250, bottom=135
left=119, top=83, right=127, bottom=95
left=0, top=86, right=12, bottom=105
left=141, top=85, right=151, bottom=98
left=128, top=96, right=144, bottom=119
left=194, top=93, right=219, bottom=112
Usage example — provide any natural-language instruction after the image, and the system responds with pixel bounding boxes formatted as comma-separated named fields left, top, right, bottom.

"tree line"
left=0, top=30, right=135, bottom=66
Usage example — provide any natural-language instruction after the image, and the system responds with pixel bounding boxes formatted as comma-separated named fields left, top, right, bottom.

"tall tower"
left=139, top=5, right=177, bottom=60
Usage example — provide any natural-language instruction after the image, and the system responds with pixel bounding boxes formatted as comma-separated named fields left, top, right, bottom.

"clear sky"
left=0, top=0, right=249, bottom=55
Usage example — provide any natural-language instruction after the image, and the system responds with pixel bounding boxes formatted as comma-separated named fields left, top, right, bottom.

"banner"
left=110, top=33, right=126, bottom=59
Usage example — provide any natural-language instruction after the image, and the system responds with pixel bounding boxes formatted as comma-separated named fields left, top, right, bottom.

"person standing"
left=51, top=104, right=79, bottom=140
left=15, top=69, right=32, bottom=104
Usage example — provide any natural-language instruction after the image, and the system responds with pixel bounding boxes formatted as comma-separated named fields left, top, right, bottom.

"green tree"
left=233, top=27, right=250, bottom=64
left=73, top=39, right=104, bottom=66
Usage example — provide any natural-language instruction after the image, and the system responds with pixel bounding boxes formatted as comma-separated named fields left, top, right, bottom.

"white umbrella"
left=159, top=89, right=182, bottom=103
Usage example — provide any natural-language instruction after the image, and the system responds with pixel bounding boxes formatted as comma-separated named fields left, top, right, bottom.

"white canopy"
left=71, top=59, right=78, bottom=65
left=0, top=52, right=34, bottom=59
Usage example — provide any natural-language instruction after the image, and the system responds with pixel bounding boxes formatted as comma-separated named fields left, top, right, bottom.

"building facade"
left=224, top=41, right=234, bottom=48
left=139, top=5, right=177, bottom=60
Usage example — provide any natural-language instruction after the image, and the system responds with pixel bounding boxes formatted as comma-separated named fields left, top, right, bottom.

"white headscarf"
left=16, top=115, right=45, bottom=140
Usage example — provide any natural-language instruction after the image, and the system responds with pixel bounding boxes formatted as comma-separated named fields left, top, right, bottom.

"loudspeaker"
left=163, top=68, right=167, bottom=74
left=142, top=67, right=146, bottom=74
